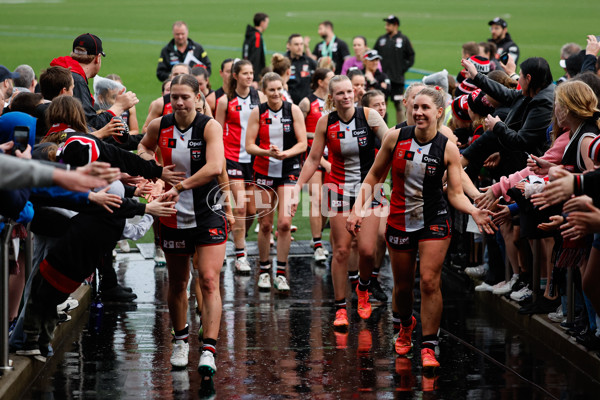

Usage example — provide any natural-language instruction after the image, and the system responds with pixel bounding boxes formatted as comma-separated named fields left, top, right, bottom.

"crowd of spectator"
left=2, top=12, right=600, bottom=376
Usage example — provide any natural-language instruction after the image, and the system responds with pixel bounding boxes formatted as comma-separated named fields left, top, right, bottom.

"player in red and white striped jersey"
left=216, top=60, right=266, bottom=273
left=299, top=68, right=334, bottom=262
left=291, top=75, right=388, bottom=328
left=206, top=58, right=233, bottom=117
left=142, top=63, right=190, bottom=134
left=246, top=72, right=307, bottom=291
left=347, top=86, right=494, bottom=369
left=139, top=74, right=226, bottom=376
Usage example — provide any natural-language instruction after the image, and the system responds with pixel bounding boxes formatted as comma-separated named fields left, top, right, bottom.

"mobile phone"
left=525, top=152, right=540, bottom=167
left=596, top=35, right=600, bottom=42
left=13, top=126, right=30, bottom=153
left=499, top=52, right=509, bottom=65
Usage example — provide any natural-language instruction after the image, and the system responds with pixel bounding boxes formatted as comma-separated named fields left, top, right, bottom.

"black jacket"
left=156, top=38, right=212, bottom=81
left=366, top=69, right=391, bottom=100
left=489, top=32, right=520, bottom=64
left=374, top=31, right=415, bottom=84
left=580, top=169, right=600, bottom=206
left=58, top=132, right=163, bottom=179
left=582, top=54, right=598, bottom=74
left=242, top=25, right=265, bottom=81
left=286, top=51, right=317, bottom=104
left=73, top=72, right=115, bottom=130
left=462, top=73, right=554, bottom=177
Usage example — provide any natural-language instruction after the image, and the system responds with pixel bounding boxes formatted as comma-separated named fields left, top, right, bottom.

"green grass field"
left=2, top=0, right=600, bottom=241
left=2, top=0, right=599, bottom=115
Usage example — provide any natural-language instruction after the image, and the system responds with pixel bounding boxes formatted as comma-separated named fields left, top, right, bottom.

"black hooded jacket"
left=462, top=72, right=554, bottom=177
left=242, top=25, right=265, bottom=81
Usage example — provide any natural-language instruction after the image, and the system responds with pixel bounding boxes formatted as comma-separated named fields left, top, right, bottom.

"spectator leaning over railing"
left=460, top=56, right=555, bottom=180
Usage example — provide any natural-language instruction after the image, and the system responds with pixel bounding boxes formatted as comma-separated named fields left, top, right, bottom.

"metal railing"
left=0, top=221, right=34, bottom=371
left=0, top=221, right=15, bottom=371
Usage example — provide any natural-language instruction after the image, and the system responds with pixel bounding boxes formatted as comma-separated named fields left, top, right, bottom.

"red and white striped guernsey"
left=162, top=93, right=172, bottom=115
left=223, top=87, right=260, bottom=163
left=324, top=107, right=376, bottom=197
left=305, top=93, right=325, bottom=147
left=388, top=126, right=449, bottom=232
left=253, top=102, right=301, bottom=178
left=157, top=112, right=221, bottom=229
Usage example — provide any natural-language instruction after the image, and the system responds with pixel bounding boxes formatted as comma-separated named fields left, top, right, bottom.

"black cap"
left=72, top=33, right=105, bottom=57
left=488, top=17, right=507, bottom=28
left=383, top=15, right=400, bottom=26
left=363, top=50, right=382, bottom=61
left=0, top=65, right=19, bottom=82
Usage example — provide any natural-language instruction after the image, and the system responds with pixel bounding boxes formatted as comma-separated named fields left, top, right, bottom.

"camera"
left=13, top=126, right=30, bottom=154
left=499, top=52, right=509, bottom=65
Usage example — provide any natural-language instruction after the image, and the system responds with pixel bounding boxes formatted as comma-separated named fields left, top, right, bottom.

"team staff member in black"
left=374, top=15, right=415, bottom=124
left=156, top=21, right=212, bottom=82
left=488, top=17, right=520, bottom=64
left=305, top=21, right=350, bottom=75
left=286, top=34, right=318, bottom=104
left=363, top=50, right=391, bottom=101
left=242, top=12, right=269, bottom=84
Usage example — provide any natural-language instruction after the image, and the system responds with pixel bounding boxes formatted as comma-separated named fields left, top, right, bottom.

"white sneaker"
left=474, top=282, right=494, bottom=292
left=314, top=247, right=327, bottom=262
left=254, top=224, right=260, bottom=233
left=198, top=350, right=217, bottom=376
left=464, top=263, right=488, bottom=279
left=57, top=312, right=71, bottom=324
left=510, top=285, right=532, bottom=302
left=257, top=273, right=271, bottom=289
left=170, top=340, right=189, bottom=368
left=274, top=275, right=290, bottom=291
left=154, top=246, right=166, bottom=265
left=234, top=256, right=251, bottom=274
left=118, top=239, right=131, bottom=253
left=548, top=305, right=564, bottom=323
left=493, top=274, right=519, bottom=295
left=57, top=297, right=79, bottom=313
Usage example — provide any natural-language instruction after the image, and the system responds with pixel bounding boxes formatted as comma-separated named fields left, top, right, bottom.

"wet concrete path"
left=21, top=247, right=600, bottom=399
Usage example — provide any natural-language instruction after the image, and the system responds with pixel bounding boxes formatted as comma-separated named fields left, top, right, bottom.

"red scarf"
left=45, top=123, right=74, bottom=137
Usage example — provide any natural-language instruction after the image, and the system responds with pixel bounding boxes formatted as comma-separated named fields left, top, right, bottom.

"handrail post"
left=1, top=221, right=15, bottom=370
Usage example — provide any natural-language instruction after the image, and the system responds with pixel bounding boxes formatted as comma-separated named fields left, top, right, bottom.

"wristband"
left=174, top=182, right=185, bottom=193
left=510, top=73, right=519, bottom=80
left=573, top=175, right=583, bottom=196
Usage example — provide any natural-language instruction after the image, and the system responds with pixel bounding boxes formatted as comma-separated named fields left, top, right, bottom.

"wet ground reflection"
left=22, top=254, right=600, bottom=399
